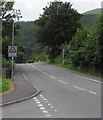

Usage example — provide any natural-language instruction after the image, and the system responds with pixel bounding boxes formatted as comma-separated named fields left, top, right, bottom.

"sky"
left=13, top=0, right=102, bottom=21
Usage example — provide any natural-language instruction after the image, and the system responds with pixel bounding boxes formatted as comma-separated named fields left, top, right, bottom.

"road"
left=2, top=63, right=101, bottom=118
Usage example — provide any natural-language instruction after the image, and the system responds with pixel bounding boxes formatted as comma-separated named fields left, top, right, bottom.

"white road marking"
left=73, top=86, right=87, bottom=91
left=41, top=96, right=45, bottom=98
left=58, top=80, right=63, bottom=83
left=40, top=107, right=46, bottom=110
left=48, top=103, right=52, bottom=106
left=38, top=104, right=43, bottom=107
left=33, top=97, right=37, bottom=100
left=40, top=94, right=43, bottom=97
left=43, top=99, right=47, bottom=101
left=39, top=69, right=42, bottom=71
left=42, top=110, right=49, bottom=113
left=51, top=106, right=55, bottom=109
left=71, top=73, right=102, bottom=83
left=23, top=74, right=27, bottom=80
left=32, top=66, right=38, bottom=69
left=36, top=102, right=41, bottom=104
left=73, top=86, right=97, bottom=95
left=43, top=72, right=48, bottom=75
left=55, top=109, right=58, bottom=112
left=45, top=114, right=51, bottom=117
left=58, top=80, right=68, bottom=85
left=49, top=75, right=56, bottom=79
left=36, top=94, right=59, bottom=116
left=34, top=99, right=39, bottom=102
left=89, top=91, right=97, bottom=95
left=63, top=81, right=68, bottom=84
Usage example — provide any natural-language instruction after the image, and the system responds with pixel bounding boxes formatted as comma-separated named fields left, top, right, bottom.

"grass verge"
left=45, top=61, right=102, bottom=77
left=0, top=78, right=11, bottom=93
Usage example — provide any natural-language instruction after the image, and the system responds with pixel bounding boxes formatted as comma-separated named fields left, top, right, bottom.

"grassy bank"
left=45, top=60, right=102, bottom=77
left=55, top=64, right=102, bottom=77
left=0, top=78, right=11, bottom=93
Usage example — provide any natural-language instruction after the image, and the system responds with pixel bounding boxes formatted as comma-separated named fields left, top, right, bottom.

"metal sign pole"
left=11, top=21, right=14, bottom=78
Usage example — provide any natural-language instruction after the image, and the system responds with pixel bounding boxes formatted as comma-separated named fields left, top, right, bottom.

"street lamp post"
left=11, top=9, right=22, bottom=78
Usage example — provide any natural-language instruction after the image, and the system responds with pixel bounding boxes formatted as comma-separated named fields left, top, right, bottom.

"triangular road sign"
left=9, top=46, right=16, bottom=53
left=8, top=46, right=17, bottom=57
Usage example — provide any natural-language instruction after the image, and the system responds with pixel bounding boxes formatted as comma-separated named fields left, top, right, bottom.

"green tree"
left=35, top=1, right=82, bottom=59
left=1, top=1, right=21, bottom=59
left=84, top=15, right=103, bottom=71
left=69, top=26, right=89, bottom=67
left=69, top=15, right=102, bottom=72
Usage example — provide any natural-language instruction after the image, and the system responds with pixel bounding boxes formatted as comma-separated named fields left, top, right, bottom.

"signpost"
left=8, top=46, right=17, bottom=78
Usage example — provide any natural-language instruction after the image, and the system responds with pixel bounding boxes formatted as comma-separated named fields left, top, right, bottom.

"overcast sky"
left=13, top=0, right=102, bottom=21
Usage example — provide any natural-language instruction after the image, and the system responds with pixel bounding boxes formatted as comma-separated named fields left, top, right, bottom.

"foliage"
left=80, top=14, right=99, bottom=28
left=15, top=52, right=26, bottom=63
left=62, top=15, right=102, bottom=73
left=2, top=58, right=11, bottom=78
left=1, top=1, right=21, bottom=59
left=26, top=59, right=34, bottom=63
left=15, top=22, right=42, bottom=59
left=35, top=1, right=82, bottom=59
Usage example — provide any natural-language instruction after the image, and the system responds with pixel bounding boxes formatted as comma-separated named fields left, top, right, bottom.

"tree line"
left=1, top=0, right=102, bottom=76
left=34, top=1, right=102, bottom=74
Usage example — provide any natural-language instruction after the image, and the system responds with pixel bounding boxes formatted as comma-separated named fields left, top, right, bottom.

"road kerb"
left=0, top=89, right=40, bottom=106
left=1, top=74, right=40, bottom=106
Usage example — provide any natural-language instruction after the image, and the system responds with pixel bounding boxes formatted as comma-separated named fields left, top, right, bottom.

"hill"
left=80, top=8, right=102, bottom=27
left=83, top=8, right=103, bottom=15
left=15, top=21, right=43, bottom=59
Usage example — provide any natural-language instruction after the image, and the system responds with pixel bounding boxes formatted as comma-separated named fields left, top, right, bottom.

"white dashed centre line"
left=58, top=80, right=63, bottom=83
left=89, top=91, right=97, bottom=95
left=73, top=86, right=97, bottom=95
left=43, top=72, right=48, bottom=75
left=39, top=69, right=42, bottom=71
left=73, top=86, right=87, bottom=91
left=49, top=75, right=56, bottom=79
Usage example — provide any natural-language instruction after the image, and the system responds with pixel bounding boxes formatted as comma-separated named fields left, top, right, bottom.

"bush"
left=26, top=59, right=34, bottom=63
left=2, top=58, right=12, bottom=78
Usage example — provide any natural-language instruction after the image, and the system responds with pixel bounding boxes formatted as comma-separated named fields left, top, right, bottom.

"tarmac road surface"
left=2, top=63, right=101, bottom=118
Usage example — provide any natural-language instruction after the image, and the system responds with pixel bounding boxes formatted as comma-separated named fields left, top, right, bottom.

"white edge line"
left=71, top=73, right=102, bottom=83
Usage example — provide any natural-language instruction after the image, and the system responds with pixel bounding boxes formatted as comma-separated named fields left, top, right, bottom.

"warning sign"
left=8, top=46, right=17, bottom=57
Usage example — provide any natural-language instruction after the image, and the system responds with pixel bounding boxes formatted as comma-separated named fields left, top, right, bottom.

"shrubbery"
left=2, top=58, right=12, bottom=78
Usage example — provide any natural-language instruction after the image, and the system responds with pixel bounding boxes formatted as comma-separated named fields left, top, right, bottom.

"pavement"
left=1, top=64, right=40, bottom=106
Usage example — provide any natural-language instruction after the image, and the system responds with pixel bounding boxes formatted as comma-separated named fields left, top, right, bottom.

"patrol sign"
left=8, top=46, right=17, bottom=57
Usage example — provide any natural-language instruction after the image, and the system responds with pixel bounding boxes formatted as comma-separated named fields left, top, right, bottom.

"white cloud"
left=14, top=0, right=102, bottom=21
